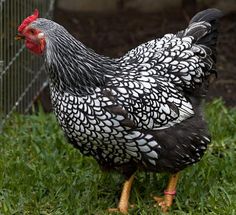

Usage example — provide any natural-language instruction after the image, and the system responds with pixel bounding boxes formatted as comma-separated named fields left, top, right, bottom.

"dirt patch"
left=54, top=8, right=236, bottom=107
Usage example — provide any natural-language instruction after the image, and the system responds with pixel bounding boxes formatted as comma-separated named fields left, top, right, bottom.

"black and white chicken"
left=17, top=8, right=222, bottom=213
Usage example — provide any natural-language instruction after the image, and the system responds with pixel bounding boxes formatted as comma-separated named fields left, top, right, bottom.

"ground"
left=53, top=7, right=236, bottom=107
left=1, top=100, right=235, bottom=214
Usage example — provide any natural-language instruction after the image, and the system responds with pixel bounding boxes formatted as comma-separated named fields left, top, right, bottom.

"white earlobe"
left=38, top=32, right=44, bottom=39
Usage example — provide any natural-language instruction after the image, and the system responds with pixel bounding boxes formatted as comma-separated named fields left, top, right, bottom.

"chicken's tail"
left=176, top=8, right=223, bottom=96
left=188, top=8, right=223, bottom=61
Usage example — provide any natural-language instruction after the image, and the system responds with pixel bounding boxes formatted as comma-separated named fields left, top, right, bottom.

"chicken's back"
left=118, top=8, right=223, bottom=97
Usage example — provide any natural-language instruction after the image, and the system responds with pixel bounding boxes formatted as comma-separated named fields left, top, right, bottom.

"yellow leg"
left=153, top=173, right=180, bottom=212
left=108, top=174, right=135, bottom=214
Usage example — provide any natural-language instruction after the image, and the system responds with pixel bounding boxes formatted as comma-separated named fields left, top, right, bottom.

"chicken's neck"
left=44, top=33, right=118, bottom=96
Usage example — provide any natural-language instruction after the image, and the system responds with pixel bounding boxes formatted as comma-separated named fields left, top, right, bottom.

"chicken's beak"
left=15, top=33, right=25, bottom=40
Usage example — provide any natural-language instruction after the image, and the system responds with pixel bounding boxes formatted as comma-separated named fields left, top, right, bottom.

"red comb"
left=18, top=9, right=39, bottom=33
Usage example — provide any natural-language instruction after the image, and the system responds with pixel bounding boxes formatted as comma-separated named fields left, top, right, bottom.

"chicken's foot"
left=153, top=173, right=180, bottom=212
left=108, top=174, right=135, bottom=214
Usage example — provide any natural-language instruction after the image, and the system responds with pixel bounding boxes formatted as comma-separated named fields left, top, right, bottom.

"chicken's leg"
left=153, top=173, right=180, bottom=212
left=108, top=174, right=135, bottom=214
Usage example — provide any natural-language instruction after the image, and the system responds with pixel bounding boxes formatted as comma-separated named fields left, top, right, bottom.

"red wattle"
left=25, top=39, right=45, bottom=55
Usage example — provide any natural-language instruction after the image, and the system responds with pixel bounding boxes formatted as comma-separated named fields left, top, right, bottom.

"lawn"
left=0, top=99, right=235, bottom=215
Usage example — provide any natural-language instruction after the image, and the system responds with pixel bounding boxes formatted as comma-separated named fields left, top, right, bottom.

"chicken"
left=17, top=8, right=222, bottom=213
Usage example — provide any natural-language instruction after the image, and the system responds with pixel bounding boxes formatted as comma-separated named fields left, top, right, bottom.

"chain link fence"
left=0, top=0, right=55, bottom=130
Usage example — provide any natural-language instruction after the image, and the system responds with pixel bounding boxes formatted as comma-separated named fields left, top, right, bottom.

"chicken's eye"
left=29, top=29, right=35, bottom=34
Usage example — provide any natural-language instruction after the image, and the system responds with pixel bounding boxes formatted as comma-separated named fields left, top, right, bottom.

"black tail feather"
left=189, top=8, right=223, bottom=25
left=188, top=8, right=223, bottom=58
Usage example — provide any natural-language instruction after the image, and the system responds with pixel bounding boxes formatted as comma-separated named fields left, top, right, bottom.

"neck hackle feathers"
left=18, top=9, right=39, bottom=33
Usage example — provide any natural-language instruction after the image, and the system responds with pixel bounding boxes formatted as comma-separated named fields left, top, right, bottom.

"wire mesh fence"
left=0, top=0, right=55, bottom=130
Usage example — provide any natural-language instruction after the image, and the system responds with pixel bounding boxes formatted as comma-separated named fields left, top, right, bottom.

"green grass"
left=0, top=99, right=235, bottom=215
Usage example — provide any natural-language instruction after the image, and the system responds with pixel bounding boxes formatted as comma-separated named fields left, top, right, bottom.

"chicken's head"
left=16, top=9, right=46, bottom=55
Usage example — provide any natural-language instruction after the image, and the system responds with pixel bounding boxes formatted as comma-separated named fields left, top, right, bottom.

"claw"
left=153, top=196, right=169, bottom=212
left=108, top=207, right=126, bottom=213
left=108, top=204, right=135, bottom=214
left=108, top=207, right=128, bottom=214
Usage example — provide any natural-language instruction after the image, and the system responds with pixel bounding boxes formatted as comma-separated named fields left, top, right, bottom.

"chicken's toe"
left=107, top=207, right=128, bottom=214
left=153, top=196, right=169, bottom=212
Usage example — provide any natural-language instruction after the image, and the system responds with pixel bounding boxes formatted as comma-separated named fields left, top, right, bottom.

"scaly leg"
left=108, top=174, right=135, bottom=214
left=153, top=173, right=180, bottom=212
